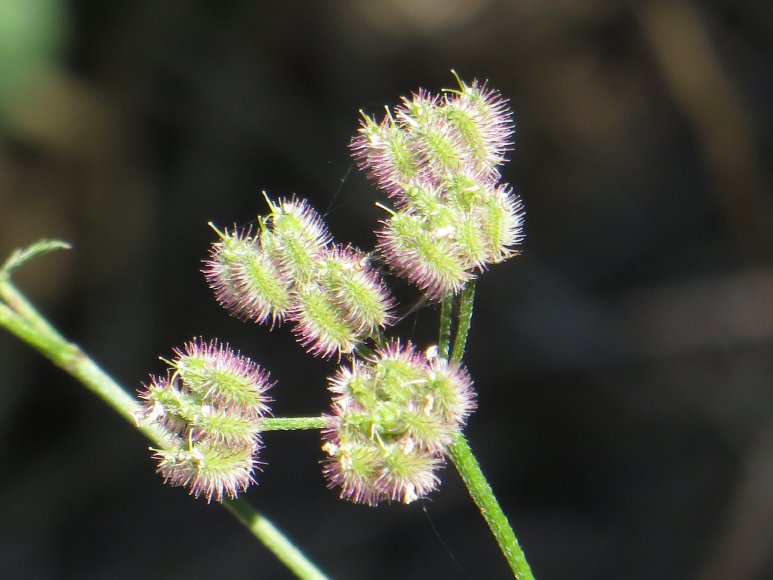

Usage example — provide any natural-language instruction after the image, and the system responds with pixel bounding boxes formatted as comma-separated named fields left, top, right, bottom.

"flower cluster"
left=204, top=195, right=394, bottom=358
left=321, top=341, right=475, bottom=505
left=137, top=339, right=272, bottom=502
left=138, top=76, right=513, bottom=506
left=351, top=73, right=524, bottom=298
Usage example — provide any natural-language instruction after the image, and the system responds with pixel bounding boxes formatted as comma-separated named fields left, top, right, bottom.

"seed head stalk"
left=440, top=281, right=534, bottom=579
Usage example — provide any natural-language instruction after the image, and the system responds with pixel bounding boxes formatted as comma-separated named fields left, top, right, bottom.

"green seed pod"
left=377, top=211, right=470, bottom=299
left=263, top=195, right=331, bottom=284
left=154, top=439, right=256, bottom=502
left=203, top=224, right=292, bottom=326
left=137, top=339, right=272, bottom=502
left=317, top=245, right=394, bottom=336
left=322, top=341, right=476, bottom=505
left=291, top=282, right=360, bottom=358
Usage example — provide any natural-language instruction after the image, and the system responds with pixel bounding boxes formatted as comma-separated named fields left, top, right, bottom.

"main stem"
left=224, top=499, right=328, bottom=580
left=0, top=279, right=329, bottom=580
left=439, top=282, right=534, bottom=579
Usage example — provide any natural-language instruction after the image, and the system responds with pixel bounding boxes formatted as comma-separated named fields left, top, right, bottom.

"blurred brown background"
left=1, top=1, right=772, bottom=578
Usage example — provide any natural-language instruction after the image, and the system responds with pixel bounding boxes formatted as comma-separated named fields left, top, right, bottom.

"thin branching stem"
left=443, top=280, right=535, bottom=579
left=260, top=417, right=330, bottom=431
left=450, top=280, right=476, bottom=364
left=438, top=293, right=453, bottom=359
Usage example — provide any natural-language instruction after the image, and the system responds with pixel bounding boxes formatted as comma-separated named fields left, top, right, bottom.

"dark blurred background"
left=1, top=1, right=772, bottom=578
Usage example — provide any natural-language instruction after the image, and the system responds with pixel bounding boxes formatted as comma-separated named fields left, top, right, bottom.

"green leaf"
left=1, top=239, right=71, bottom=278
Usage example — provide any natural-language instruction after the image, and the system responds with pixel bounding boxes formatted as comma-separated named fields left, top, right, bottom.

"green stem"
left=224, top=498, right=329, bottom=580
left=438, top=293, right=453, bottom=359
left=0, top=275, right=68, bottom=337
left=0, top=278, right=329, bottom=580
left=0, top=299, right=164, bottom=441
left=442, top=280, right=534, bottom=579
left=450, top=279, right=476, bottom=364
left=259, top=417, right=329, bottom=431
left=448, top=435, right=534, bottom=579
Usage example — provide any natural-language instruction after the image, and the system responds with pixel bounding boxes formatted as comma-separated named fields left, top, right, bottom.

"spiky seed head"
left=322, top=340, right=476, bottom=505
left=350, top=73, right=524, bottom=299
left=399, top=181, right=445, bottom=215
left=443, top=74, right=515, bottom=171
left=396, top=403, right=458, bottom=452
left=327, top=360, right=377, bottom=407
left=137, top=340, right=272, bottom=501
left=203, top=226, right=258, bottom=318
left=262, top=195, right=332, bottom=284
left=367, top=340, right=427, bottom=404
left=188, top=406, right=263, bottom=447
left=266, top=196, right=332, bottom=250
left=395, top=88, right=441, bottom=127
left=476, top=184, right=525, bottom=264
left=290, top=283, right=360, bottom=358
left=137, top=374, right=189, bottom=437
left=404, top=107, right=469, bottom=180
left=322, top=435, right=442, bottom=506
left=374, top=443, right=442, bottom=504
left=230, top=244, right=293, bottom=327
left=321, top=433, right=384, bottom=506
left=424, top=356, right=476, bottom=425
left=172, top=339, right=272, bottom=417
left=377, top=211, right=471, bottom=299
left=316, top=245, right=395, bottom=336
left=441, top=168, right=496, bottom=212
left=350, top=111, right=422, bottom=198
left=205, top=195, right=398, bottom=357
left=453, top=212, right=490, bottom=272
left=154, top=439, right=257, bottom=502
left=203, top=225, right=293, bottom=326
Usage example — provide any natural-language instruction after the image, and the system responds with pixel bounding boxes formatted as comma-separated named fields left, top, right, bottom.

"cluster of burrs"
left=137, top=339, right=272, bottom=502
left=351, top=73, right=524, bottom=298
left=321, top=341, right=475, bottom=505
left=138, top=74, right=521, bottom=505
left=204, top=194, right=394, bottom=358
